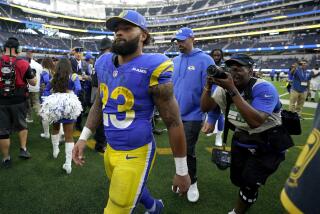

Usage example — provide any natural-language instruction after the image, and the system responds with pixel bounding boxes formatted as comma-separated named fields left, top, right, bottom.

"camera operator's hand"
left=212, top=72, right=235, bottom=91
left=205, top=76, right=215, bottom=89
left=201, top=122, right=214, bottom=134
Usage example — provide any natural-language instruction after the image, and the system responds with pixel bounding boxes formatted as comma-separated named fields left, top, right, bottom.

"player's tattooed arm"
left=150, top=83, right=187, bottom=157
left=84, top=87, right=103, bottom=132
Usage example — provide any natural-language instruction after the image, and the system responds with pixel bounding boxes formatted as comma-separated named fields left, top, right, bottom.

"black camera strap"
left=222, top=77, right=258, bottom=145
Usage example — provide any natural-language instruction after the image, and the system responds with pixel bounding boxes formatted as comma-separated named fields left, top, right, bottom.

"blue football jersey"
left=95, top=53, right=173, bottom=150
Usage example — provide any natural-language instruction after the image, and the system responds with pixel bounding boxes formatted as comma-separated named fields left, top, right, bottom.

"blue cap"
left=225, top=54, right=255, bottom=67
left=171, top=27, right=194, bottom=42
left=85, top=53, right=93, bottom=61
left=106, top=10, right=147, bottom=31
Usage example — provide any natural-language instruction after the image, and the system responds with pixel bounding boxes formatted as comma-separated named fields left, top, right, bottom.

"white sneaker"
left=228, top=209, right=237, bottom=214
left=62, top=164, right=72, bottom=174
left=26, top=118, right=33, bottom=123
left=187, top=182, right=199, bottom=202
left=40, top=133, right=50, bottom=139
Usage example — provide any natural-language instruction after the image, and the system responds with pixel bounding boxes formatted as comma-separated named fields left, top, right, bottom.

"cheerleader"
left=39, top=57, right=55, bottom=139
left=40, top=58, right=82, bottom=174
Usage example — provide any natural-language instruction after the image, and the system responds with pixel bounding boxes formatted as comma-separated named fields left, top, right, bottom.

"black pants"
left=183, top=121, right=202, bottom=184
left=230, top=138, right=285, bottom=188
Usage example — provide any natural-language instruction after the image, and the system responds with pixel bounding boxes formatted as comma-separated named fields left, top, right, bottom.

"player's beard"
left=111, top=35, right=140, bottom=56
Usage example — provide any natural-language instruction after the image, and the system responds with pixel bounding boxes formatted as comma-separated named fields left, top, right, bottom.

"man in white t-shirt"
left=310, top=64, right=320, bottom=102
left=26, top=51, right=42, bottom=123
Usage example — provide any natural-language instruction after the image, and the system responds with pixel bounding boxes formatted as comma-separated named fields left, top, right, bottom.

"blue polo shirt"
left=292, top=67, right=312, bottom=93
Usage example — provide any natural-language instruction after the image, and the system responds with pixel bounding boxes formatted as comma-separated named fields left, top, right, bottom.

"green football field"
left=0, top=80, right=317, bottom=214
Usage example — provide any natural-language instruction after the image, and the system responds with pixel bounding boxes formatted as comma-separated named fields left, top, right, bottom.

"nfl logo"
left=113, top=70, right=118, bottom=78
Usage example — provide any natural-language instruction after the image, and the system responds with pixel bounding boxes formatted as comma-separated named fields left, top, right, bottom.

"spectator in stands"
left=201, top=54, right=293, bottom=214
left=310, top=64, right=320, bottom=102
left=172, top=27, right=215, bottom=202
left=70, top=47, right=90, bottom=130
left=289, top=60, right=320, bottom=118
left=202, top=49, right=225, bottom=146
left=25, top=50, right=43, bottom=123
left=0, top=37, right=36, bottom=168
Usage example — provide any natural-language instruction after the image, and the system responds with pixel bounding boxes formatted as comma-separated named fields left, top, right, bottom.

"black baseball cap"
left=100, top=37, right=112, bottom=51
left=4, top=37, right=19, bottom=49
left=74, top=47, right=84, bottom=53
left=225, top=54, right=255, bottom=67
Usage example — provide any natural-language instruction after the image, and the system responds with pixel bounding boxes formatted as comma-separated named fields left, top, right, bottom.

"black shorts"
left=0, top=102, right=28, bottom=135
left=230, top=140, right=285, bottom=188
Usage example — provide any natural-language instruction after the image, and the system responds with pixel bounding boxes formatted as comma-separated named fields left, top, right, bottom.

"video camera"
left=206, top=65, right=228, bottom=79
left=211, top=147, right=231, bottom=170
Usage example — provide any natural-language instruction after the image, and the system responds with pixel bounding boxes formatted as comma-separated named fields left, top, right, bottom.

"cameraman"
left=0, top=37, right=36, bottom=168
left=201, top=54, right=293, bottom=214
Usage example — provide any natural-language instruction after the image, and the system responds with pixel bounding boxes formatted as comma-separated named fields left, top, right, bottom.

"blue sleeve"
left=207, top=106, right=221, bottom=125
left=73, top=76, right=82, bottom=95
left=251, top=82, right=279, bottom=115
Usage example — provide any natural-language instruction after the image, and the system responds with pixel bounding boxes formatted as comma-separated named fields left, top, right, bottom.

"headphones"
left=3, top=37, right=22, bottom=53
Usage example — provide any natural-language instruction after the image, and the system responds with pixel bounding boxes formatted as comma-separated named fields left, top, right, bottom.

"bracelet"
left=227, top=88, right=238, bottom=97
left=174, top=157, right=188, bottom=176
left=79, top=127, right=92, bottom=141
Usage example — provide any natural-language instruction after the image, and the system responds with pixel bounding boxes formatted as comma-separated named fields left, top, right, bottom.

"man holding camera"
left=0, top=37, right=37, bottom=168
left=201, top=54, right=293, bottom=213
left=172, top=27, right=214, bottom=202
left=289, top=60, right=320, bottom=118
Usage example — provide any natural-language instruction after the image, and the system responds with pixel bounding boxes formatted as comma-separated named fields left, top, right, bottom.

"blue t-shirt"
left=292, top=67, right=312, bottom=93
left=95, top=53, right=173, bottom=150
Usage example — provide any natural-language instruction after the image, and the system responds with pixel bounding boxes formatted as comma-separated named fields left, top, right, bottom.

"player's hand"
left=201, top=122, right=214, bottom=134
left=172, top=174, right=191, bottom=196
left=72, top=139, right=87, bottom=166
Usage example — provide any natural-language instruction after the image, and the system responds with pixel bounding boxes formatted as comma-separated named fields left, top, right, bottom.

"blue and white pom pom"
left=40, top=92, right=83, bottom=124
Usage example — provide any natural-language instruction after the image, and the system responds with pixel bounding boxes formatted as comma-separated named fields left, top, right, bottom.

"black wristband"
left=227, top=88, right=238, bottom=97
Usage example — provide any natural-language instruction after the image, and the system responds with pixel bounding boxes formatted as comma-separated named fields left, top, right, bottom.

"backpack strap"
left=222, top=77, right=258, bottom=145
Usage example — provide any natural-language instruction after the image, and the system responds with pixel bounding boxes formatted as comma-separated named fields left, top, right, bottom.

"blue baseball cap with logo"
left=171, top=27, right=194, bottom=42
left=106, top=10, right=148, bottom=31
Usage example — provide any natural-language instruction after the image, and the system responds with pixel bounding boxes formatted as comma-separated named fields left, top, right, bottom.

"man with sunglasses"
left=201, top=54, right=293, bottom=214
left=171, top=27, right=215, bottom=202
